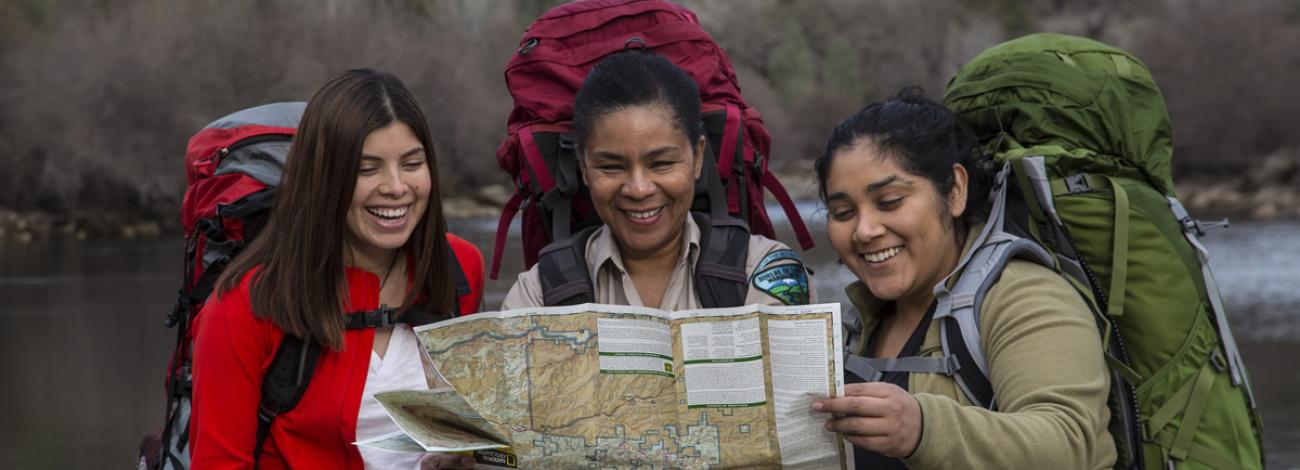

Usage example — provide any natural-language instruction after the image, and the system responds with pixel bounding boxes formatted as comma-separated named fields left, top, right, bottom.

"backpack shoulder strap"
left=936, top=231, right=1053, bottom=409
left=449, top=242, right=470, bottom=317
left=933, top=163, right=1054, bottom=409
left=537, top=213, right=751, bottom=308
left=691, top=212, right=750, bottom=308
left=254, top=334, right=320, bottom=467
left=537, top=225, right=600, bottom=306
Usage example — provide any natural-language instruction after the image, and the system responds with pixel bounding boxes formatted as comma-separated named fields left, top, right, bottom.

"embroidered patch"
left=756, top=249, right=802, bottom=272
left=752, top=264, right=810, bottom=305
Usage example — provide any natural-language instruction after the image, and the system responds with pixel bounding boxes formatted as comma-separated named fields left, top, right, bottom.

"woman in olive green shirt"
left=811, top=90, right=1116, bottom=469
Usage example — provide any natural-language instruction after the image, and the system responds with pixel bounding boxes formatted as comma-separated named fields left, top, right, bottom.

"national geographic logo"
left=472, top=449, right=518, bottom=468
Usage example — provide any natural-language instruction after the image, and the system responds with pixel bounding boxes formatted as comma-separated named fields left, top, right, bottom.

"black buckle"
left=1065, top=174, right=1091, bottom=194
left=557, top=133, right=575, bottom=152
left=1179, top=216, right=1230, bottom=237
left=166, top=364, right=193, bottom=398
left=257, top=404, right=277, bottom=423
left=1210, top=350, right=1228, bottom=373
left=517, top=38, right=539, bottom=56
left=195, top=218, right=226, bottom=243
left=347, top=305, right=397, bottom=329
left=1196, top=218, right=1230, bottom=236
left=164, top=290, right=188, bottom=328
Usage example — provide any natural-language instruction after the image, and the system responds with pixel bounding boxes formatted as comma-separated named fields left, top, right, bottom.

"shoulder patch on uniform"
left=756, top=249, right=803, bottom=271
left=751, top=262, right=810, bottom=305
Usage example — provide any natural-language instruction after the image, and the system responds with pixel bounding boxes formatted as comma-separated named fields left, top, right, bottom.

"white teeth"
left=367, top=206, right=408, bottom=219
left=863, top=246, right=902, bottom=263
left=627, top=207, right=663, bottom=219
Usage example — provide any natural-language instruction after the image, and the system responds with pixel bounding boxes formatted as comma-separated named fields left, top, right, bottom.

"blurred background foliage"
left=1, top=0, right=1297, bottom=222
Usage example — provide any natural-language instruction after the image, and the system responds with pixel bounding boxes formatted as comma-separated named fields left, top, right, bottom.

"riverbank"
left=2, top=157, right=1299, bottom=244
left=0, top=183, right=514, bottom=244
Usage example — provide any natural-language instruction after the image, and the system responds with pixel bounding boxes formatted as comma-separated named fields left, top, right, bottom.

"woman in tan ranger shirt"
left=809, top=90, right=1116, bottom=469
left=501, top=50, right=811, bottom=311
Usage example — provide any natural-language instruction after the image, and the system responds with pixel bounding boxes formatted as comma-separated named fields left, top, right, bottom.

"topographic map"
left=413, top=303, right=850, bottom=469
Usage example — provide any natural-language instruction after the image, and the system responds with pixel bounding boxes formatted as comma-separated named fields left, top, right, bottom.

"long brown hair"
left=216, top=68, right=453, bottom=350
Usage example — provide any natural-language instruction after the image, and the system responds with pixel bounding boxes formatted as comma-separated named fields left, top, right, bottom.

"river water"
left=1, top=212, right=1296, bottom=468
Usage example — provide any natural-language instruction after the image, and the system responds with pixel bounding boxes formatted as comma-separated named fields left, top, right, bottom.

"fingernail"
left=812, top=401, right=823, bottom=412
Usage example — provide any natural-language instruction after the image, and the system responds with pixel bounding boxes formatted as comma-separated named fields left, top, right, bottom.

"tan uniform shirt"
left=502, top=216, right=814, bottom=310
left=846, top=225, right=1116, bottom=469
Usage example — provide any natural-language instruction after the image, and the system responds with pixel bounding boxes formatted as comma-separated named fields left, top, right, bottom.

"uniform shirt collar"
left=590, top=214, right=702, bottom=278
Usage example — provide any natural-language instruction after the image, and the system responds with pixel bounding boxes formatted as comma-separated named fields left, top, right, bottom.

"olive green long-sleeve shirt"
left=846, top=229, right=1116, bottom=469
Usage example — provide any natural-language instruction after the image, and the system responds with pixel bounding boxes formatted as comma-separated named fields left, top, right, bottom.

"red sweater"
left=190, top=234, right=484, bottom=469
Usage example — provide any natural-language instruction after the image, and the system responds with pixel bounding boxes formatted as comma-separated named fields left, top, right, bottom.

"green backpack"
left=938, top=33, right=1265, bottom=469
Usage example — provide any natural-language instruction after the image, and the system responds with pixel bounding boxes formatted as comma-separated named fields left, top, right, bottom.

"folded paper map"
left=360, top=303, right=851, bottom=469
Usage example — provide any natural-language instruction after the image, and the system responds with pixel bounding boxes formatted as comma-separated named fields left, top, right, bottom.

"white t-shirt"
left=356, top=324, right=429, bottom=469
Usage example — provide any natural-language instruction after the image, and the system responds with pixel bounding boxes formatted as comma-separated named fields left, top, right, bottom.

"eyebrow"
left=867, top=175, right=906, bottom=193
left=588, top=145, right=680, bottom=161
left=361, top=147, right=425, bottom=160
left=825, top=174, right=910, bottom=203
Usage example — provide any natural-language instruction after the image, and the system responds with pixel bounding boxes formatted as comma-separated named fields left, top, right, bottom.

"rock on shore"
left=0, top=184, right=512, bottom=244
left=2, top=155, right=1297, bottom=245
left=1180, top=147, right=1300, bottom=220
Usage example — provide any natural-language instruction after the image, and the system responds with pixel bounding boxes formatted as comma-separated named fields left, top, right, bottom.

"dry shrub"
left=695, top=0, right=989, bottom=164
left=1, top=0, right=1294, bottom=219
left=1136, top=0, right=1300, bottom=175
left=0, top=0, right=523, bottom=217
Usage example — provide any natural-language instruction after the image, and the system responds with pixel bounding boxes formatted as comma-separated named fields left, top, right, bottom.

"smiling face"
left=344, top=121, right=431, bottom=271
left=824, top=139, right=969, bottom=309
left=580, top=104, right=705, bottom=261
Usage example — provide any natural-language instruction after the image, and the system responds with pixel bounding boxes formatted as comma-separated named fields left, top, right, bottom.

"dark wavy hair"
left=815, top=87, right=993, bottom=230
left=572, top=49, right=702, bottom=154
left=216, top=68, right=454, bottom=350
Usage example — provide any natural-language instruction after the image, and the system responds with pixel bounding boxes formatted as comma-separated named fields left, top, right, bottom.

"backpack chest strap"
left=345, top=306, right=443, bottom=329
left=844, top=354, right=962, bottom=384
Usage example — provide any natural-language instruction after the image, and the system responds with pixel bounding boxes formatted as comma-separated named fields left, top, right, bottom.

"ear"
left=693, top=134, right=706, bottom=180
left=948, top=163, right=969, bottom=219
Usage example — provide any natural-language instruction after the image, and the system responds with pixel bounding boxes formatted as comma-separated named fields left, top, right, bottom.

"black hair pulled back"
left=815, top=87, right=993, bottom=228
left=573, top=49, right=702, bottom=154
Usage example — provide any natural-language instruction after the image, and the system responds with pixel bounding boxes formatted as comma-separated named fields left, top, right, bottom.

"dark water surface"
left=1, top=214, right=1297, bottom=468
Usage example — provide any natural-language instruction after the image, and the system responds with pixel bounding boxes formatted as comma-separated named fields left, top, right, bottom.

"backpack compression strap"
left=701, top=105, right=815, bottom=251
left=1167, top=197, right=1254, bottom=406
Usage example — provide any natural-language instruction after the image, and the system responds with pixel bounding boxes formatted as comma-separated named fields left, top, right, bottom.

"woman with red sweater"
left=191, top=69, right=483, bottom=469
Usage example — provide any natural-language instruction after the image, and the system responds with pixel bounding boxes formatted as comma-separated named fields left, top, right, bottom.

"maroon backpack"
left=490, top=0, right=813, bottom=279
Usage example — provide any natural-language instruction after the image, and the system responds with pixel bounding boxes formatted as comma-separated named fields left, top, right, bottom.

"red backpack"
left=490, top=0, right=813, bottom=279
left=142, top=103, right=479, bottom=469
